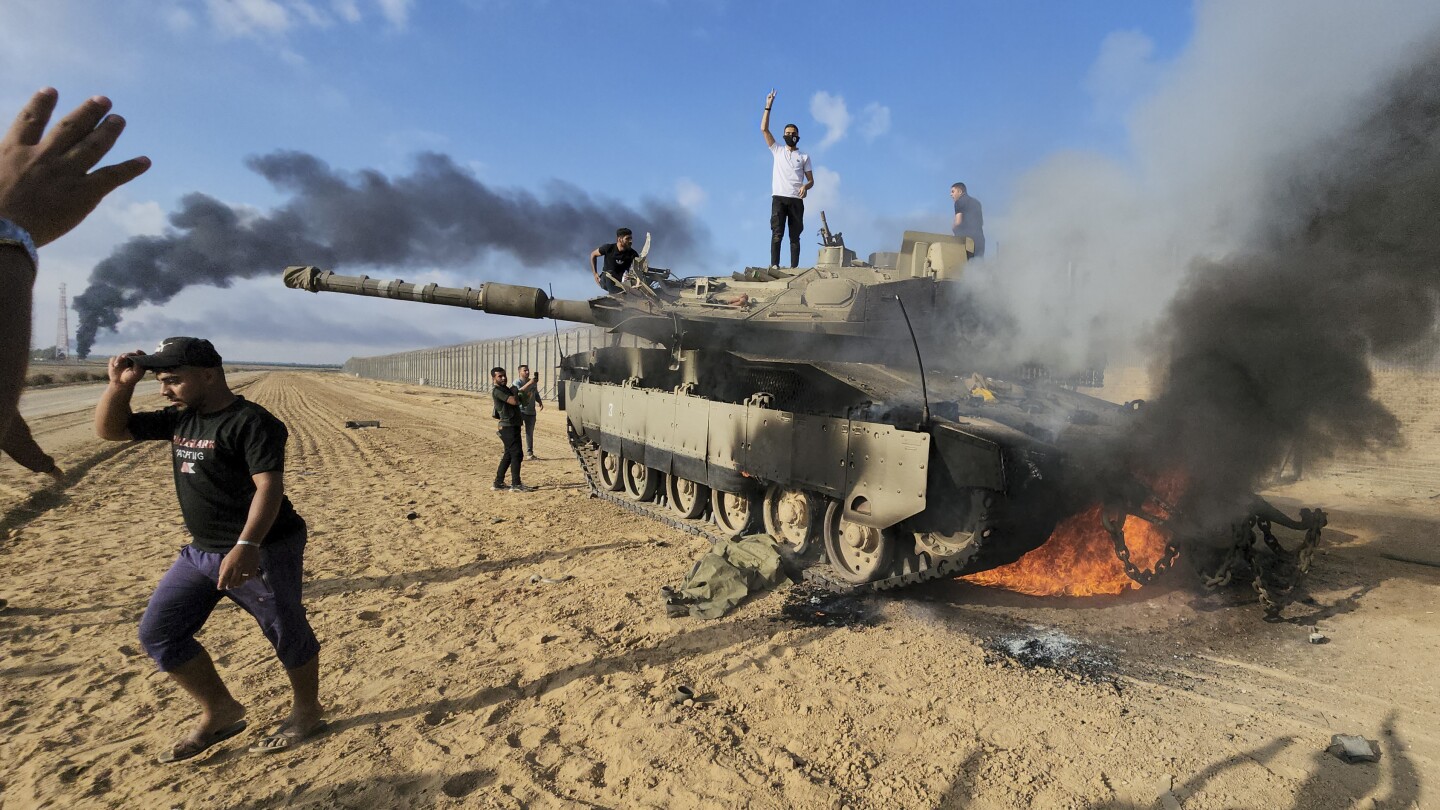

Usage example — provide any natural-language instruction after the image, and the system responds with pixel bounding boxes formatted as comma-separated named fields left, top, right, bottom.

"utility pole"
left=55, top=283, right=69, bottom=361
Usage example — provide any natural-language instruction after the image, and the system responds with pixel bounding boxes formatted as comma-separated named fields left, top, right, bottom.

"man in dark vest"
left=491, top=366, right=533, bottom=492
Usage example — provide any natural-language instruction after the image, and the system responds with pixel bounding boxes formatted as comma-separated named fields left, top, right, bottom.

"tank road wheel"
left=821, top=499, right=897, bottom=584
left=763, top=486, right=822, bottom=560
left=623, top=460, right=660, bottom=502
left=666, top=476, right=710, bottom=520
left=598, top=450, right=624, bottom=492
left=711, top=490, right=758, bottom=536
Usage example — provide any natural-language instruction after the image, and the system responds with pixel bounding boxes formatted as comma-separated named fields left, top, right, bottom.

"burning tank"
left=282, top=222, right=1324, bottom=602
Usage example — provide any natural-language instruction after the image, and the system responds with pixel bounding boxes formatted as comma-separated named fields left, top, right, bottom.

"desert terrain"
left=1, top=370, right=1435, bottom=809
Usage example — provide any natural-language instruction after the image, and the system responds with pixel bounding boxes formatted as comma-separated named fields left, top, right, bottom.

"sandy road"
left=0, top=371, right=1434, bottom=808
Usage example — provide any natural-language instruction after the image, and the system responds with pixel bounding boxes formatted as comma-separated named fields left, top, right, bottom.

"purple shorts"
left=139, top=535, right=319, bottom=672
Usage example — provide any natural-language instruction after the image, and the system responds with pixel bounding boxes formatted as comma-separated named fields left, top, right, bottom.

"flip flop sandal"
left=249, top=720, right=328, bottom=754
left=157, top=719, right=248, bottom=764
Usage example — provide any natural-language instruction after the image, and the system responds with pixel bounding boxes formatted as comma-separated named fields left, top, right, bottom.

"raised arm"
left=761, top=89, right=776, bottom=148
left=94, top=352, right=146, bottom=440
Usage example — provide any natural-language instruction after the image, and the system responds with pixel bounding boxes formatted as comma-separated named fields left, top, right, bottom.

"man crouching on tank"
left=95, top=338, right=324, bottom=762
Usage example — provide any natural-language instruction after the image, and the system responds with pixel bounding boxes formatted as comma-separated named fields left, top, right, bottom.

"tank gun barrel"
left=282, top=266, right=597, bottom=324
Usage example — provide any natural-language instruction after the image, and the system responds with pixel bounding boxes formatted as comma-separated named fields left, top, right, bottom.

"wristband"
left=0, top=218, right=39, bottom=275
left=235, top=539, right=259, bottom=547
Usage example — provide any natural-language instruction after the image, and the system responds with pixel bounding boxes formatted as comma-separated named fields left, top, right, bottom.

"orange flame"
left=962, top=472, right=1185, bottom=597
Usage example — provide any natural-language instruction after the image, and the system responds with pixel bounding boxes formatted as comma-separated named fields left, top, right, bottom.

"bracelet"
left=0, top=218, right=38, bottom=274
left=235, top=539, right=259, bottom=547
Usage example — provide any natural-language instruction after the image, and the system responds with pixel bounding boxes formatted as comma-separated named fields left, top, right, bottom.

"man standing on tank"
left=762, top=90, right=814, bottom=269
left=491, top=367, right=532, bottom=492
left=515, top=363, right=542, bottom=461
left=589, top=228, right=638, bottom=293
left=950, top=182, right=985, bottom=258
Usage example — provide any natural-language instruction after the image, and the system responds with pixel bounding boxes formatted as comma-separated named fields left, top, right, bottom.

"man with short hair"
left=515, top=364, right=543, bottom=461
left=94, top=337, right=323, bottom=763
left=589, top=228, right=638, bottom=293
left=762, top=89, right=814, bottom=269
left=950, top=182, right=985, bottom=258
left=491, top=367, right=532, bottom=492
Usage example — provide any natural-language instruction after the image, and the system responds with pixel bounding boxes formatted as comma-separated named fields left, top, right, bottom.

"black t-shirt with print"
left=597, top=242, right=639, bottom=282
left=128, top=397, right=305, bottom=553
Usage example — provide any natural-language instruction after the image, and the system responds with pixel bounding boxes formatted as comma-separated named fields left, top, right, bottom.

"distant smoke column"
left=1130, top=39, right=1440, bottom=525
left=73, top=151, right=704, bottom=357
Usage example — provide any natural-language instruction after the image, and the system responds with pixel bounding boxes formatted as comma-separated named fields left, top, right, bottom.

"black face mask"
left=783, top=133, right=799, bottom=147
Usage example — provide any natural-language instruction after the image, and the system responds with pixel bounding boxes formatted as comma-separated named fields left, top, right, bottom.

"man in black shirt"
left=490, top=366, right=532, bottom=492
left=588, top=227, right=638, bottom=293
left=950, top=182, right=986, bottom=258
left=95, top=337, right=323, bottom=762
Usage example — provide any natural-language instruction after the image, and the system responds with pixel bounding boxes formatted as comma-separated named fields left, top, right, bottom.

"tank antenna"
left=893, top=294, right=931, bottom=426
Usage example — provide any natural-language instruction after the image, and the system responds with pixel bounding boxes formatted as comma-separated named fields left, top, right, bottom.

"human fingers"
left=39, top=95, right=112, bottom=157
left=65, top=113, right=130, bottom=172
left=85, top=154, right=152, bottom=196
left=2, top=88, right=58, bottom=148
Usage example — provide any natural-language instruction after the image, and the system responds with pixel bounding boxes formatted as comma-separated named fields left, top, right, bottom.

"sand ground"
left=1, top=371, right=1435, bottom=809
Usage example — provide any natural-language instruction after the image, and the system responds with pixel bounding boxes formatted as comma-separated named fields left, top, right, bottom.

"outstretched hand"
left=766, top=89, right=776, bottom=107
left=0, top=88, right=150, bottom=246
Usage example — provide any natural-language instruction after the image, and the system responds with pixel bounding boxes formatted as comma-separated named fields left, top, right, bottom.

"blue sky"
left=4, top=1, right=1435, bottom=364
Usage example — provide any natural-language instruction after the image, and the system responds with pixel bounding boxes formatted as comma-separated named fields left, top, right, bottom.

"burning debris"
left=778, top=582, right=874, bottom=628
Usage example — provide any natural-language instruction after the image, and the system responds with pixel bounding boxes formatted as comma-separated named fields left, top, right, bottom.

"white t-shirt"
left=770, top=142, right=812, bottom=198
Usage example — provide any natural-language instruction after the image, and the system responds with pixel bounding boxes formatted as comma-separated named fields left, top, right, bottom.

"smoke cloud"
left=1133, top=37, right=1440, bottom=523
left=75, top=151, right=704, bottom=356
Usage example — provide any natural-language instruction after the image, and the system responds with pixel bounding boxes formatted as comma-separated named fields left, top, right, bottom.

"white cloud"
left=676, top=178, right=706, bottom=212
left=205, top=0, right=293, bottom=38
left=332, top=0, right=361, bottom=23
left=375, top=0, right=414, bottom=28
left=859, top=102, right=890, bottom=142
left=199, top=0, right=407, bottom=39
left=809, top=91, right=850, bottom=150
left=804, top=165, right=841, bottom=213
left=106, top=201, right=168, bottom=237
left=164, top=4, right=198, bottom=32
left=1084, top=29, right=1160, bottom=120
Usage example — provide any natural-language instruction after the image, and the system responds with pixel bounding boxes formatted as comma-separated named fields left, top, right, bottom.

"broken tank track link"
left=564, top=424, right=1007, bottom=595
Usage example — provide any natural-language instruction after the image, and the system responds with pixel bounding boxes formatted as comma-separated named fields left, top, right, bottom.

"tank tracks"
left=566, top=427, right=1010, bottom=595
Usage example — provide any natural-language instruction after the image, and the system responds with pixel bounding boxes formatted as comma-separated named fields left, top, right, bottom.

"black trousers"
left=520, top=412, right=537, bottom=454
left=494, top=425, right=523, bottom=485
left=770, top=195, right=804, bottom=267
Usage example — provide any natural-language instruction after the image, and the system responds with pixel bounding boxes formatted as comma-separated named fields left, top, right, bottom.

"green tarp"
left=678, top=535, right=788, bottom=619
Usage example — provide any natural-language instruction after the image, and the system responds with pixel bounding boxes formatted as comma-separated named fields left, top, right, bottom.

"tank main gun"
left=283, top=266, right=599, bottom=324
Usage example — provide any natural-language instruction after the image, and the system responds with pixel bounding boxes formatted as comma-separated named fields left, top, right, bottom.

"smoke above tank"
left=73, top=150, right=703, bottom=357
left=1129, top=37, right=1440, bottom=524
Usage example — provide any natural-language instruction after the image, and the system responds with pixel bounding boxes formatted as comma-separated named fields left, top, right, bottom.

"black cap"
left=130, top=337, right=224, bottom=369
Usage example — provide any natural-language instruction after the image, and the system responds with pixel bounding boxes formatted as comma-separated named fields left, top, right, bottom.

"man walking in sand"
left=95, top=337, right=324, bottom=763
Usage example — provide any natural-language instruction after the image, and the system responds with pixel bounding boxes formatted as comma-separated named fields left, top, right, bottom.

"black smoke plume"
left=74, top=151, right=704, bottom=356
left=1130, top=39, right=1440, bottom=527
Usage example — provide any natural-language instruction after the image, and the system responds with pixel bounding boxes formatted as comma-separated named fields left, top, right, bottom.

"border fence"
left=341, top=326, right=652, bottom=405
